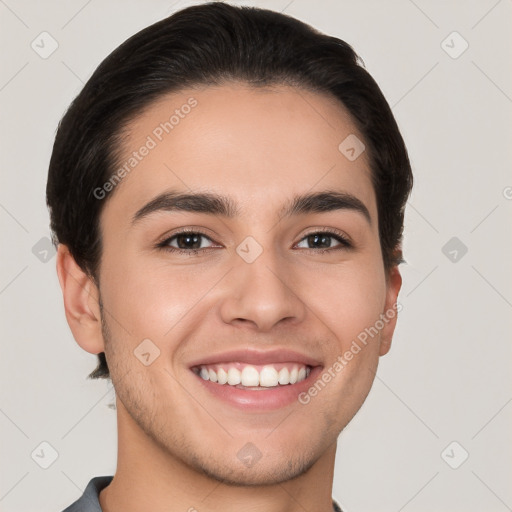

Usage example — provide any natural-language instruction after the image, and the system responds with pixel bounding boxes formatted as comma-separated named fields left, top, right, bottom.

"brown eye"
left=157, top=230, right=217, bottom=256
left=169, top=232, right=210, bottom=250
left=295, top=230, right=352, bottom=252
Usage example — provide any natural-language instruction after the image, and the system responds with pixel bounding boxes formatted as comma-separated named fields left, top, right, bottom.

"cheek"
left=300, top=262, right=387, bottom=344
left=101, top=251, right=202, bottom=341
left=298, top=260, right=387, bottom=409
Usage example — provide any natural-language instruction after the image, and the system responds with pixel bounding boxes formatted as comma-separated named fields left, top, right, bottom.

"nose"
left=218, top=250, right=307, bottom=332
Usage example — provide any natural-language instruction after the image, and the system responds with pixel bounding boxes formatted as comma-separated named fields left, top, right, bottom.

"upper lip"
left=188, top=348, right=322, bottom=368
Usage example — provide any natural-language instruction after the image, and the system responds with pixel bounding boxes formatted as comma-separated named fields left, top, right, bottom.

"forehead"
left=103, top=83, right=376, bottom=225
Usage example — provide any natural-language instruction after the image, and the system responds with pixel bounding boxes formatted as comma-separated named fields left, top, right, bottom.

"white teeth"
left=228, top=368, right=240, bottom=386
left=227, top=367, right=241, bottom=385
left=217, top=367, right=228, bottom=385
left=241, top=366, right=260, bottom=386
left=259, top=366, right=279, bottom=387
left=197, top=364, right=311, bottom=387
left=278, top=367, right=290, bottom=385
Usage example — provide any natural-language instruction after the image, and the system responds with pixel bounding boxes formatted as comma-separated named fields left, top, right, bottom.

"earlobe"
left=379, top=264, right=403, bottom=356
left=56, top=244, right=105, bottom=355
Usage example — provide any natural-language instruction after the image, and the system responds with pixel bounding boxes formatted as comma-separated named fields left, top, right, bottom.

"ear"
left=378, top=263, right=402, bottom=356
left=56, top=244, right=105, bottom=354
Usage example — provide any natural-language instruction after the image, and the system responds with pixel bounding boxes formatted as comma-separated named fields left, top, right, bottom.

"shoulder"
left=61, top=476, right=113, bottom=512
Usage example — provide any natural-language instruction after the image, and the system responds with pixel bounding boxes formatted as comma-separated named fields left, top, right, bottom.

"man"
left=47, top=3, right=412, bottom=511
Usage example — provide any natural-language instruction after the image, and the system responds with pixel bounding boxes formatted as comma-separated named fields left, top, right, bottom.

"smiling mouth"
left=191, top=362, right=312, bottom=390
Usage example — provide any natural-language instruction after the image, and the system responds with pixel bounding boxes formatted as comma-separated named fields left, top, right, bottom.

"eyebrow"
left=131, top=189, right=371, bottom=226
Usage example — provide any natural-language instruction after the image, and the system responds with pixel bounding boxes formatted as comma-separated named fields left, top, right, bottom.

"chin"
left=190, top=451, right=319, bottom=487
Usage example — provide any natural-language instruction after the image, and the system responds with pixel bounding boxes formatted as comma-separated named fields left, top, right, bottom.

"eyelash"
left=155, top=227, right=353, bottom=256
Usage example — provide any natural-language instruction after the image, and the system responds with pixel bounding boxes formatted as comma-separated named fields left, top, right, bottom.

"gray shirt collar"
left=62, top=476, right=343, bottom=512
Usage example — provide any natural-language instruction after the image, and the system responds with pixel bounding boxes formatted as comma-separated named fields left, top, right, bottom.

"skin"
left=57, top=83, right=402, bottom=512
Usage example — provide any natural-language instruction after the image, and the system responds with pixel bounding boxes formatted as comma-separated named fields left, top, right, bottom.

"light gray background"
left=1, top=1, right=511, bottom=511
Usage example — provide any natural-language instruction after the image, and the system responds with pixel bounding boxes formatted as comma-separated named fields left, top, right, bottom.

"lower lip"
left=192, top=366, right=323, bottom=411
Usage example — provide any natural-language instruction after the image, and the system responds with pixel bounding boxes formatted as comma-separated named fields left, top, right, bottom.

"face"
left=91, top=83, right=401, bottom=484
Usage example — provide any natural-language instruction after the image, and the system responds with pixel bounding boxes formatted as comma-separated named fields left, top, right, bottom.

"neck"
left=99, top=401, right=337, bottom=512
